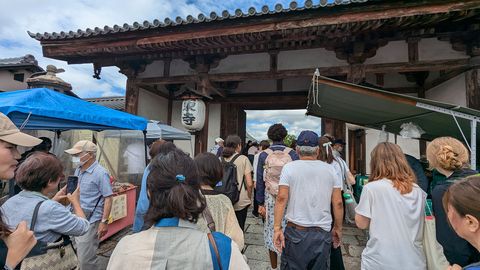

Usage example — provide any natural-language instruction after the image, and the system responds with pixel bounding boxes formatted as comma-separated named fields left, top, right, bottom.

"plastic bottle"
left=343, top=193, right=354, bottom=204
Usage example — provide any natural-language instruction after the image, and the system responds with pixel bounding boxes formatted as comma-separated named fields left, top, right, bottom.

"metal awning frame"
left=416, top=102, right=479, bottom=170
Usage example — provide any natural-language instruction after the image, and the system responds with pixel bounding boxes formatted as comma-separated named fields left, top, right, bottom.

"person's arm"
left=97, top=171, right=114, bottom=239
left=331, top=188, right=343, bottom=248
left=355, top=186, right=372, bottom=230
left=355, top=214, right=370, bottom=230
left=244, top=157, right=253, bottom=199
left=346, top=171, right=356, bottom=185
left=273, top=186, right=289, bottom=252
left=4, top=221, right=36, bottom=269
left=48, top=200, right=90, bottom=237
left=98, top=196, right=112, bottom=239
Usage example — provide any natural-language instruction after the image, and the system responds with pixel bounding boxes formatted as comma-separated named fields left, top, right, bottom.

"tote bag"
left=423, top=200, right=449, bottom=270
left=21, top=201, right=78, bottom=270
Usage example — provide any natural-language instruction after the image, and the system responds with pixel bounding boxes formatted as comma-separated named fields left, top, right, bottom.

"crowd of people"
left=1, top=111, right=480, bottom=269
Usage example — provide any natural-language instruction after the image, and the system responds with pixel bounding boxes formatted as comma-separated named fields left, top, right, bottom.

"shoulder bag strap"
left=230, top=154, right=240, bottom=164
left=87, top=196, right=103, bottom=222
left=203, top=205, right=216, bottom=232
left=207, top=233, right=223, bottom=270
left=30, top=200, right=46, bottom=231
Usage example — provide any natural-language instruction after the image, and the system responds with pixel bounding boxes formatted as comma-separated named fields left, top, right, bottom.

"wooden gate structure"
left=30, top=0, right=480, bottom=156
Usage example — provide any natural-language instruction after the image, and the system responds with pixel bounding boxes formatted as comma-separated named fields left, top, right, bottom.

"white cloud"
left=246, top=110, right=322, bottom=141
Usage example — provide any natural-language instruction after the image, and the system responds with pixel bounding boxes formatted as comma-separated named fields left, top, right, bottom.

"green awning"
left=306, top=75, right=480, bottom=144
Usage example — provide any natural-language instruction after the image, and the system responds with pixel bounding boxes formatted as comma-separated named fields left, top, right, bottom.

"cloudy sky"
left=0, top=0, right=322, bottom=139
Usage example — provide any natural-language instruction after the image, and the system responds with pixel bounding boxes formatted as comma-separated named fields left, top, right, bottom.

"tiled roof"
left=0, top=55, right=43, bottom=71
left=85, top=96, right=125, bottom=111
left=28, top=0, right=368, bottom=41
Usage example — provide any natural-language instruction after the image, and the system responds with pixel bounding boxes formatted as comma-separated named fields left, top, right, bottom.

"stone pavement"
left=97, top=213, right=367, bottom=269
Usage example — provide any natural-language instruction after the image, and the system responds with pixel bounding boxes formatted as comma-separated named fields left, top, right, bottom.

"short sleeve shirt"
left=223, top=154, right=253, bottom=211
left=279, top=160, right=341, bottom=230
left=355, top=179, right=426, bottom=270
left=75, top=161, right=113, bottom=223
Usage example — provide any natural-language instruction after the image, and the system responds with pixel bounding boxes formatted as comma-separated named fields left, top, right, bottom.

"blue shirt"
left=1, top=191, right=89, bottom=243
left=74, top=161, right=113, bottom=223
left=133, top=165, right=151, bottom=232
left=255, top=143, right=299, bottom=204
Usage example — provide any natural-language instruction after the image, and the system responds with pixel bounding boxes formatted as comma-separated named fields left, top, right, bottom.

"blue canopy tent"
left=0, top=88, right=149, bottom=197
left=0, top=88, right=147, bottom=131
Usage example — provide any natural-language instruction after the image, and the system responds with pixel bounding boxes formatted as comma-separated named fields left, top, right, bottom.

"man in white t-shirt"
left=273, top=130, right=344, bottom=270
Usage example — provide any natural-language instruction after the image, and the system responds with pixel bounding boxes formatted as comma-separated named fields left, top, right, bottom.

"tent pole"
left=471, top=120, right=477, bottom=170
left=143, top=130, right=148, bottom=165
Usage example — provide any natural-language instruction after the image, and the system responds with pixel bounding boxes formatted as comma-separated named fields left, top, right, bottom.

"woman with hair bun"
left=107, top=149, right=249, bottom=270
left=427, top=137, right=480, bottom=267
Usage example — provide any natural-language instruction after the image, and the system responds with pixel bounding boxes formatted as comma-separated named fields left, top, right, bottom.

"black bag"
left=215, top=154, right=244, bottom=204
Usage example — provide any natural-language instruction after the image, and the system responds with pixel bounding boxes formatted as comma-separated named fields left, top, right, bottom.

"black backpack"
left=215, top=154, right=244, bottom=204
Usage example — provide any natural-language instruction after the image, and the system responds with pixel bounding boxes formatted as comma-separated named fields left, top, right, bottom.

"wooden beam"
left=425, top=68, right=468, bottom=89
left=138, top=59, right=471, bottom=85
left=466, top=68, right=480, bottom=110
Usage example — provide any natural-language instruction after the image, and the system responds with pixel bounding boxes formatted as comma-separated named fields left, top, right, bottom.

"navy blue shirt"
left=255, top=143, right=299, bottom=204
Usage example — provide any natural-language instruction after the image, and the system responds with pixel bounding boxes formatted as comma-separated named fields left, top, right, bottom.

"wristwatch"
left=101, top=218, right=109, bottom=224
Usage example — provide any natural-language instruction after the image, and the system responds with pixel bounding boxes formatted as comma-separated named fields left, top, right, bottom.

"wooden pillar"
left=125, top=77, right=139, bottom=114
left=194, top=101, right=209, bottom=156
left=220, top=103, right=245, bottom=141
left=466, top=69, right=480, bottom=110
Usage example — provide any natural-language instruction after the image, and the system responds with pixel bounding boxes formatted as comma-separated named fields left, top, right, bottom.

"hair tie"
left=322, top=141, right=332, bottom=156
left=176, top=174, right=185, bottom=182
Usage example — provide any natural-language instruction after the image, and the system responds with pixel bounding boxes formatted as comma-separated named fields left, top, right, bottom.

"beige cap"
left=65, top=140, right=97, bottom=155
left=0, top=113, right=42, bottom=147
left=215, top=137, right=224, bottom=143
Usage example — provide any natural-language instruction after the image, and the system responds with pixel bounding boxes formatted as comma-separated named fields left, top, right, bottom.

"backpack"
left=215, top=154, right=244, bottom=204
left=264, top=147, right=293, bottom=196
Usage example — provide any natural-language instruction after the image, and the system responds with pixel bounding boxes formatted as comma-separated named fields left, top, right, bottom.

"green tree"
left=283, top=134, right=296, bottom=147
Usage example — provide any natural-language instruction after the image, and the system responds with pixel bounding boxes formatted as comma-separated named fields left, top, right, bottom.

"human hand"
left=52, top=186, right=68, bottom=206
left=332, top=227, right=342, bottom=248
left=446, top=265, right=462, bottom=270
left=273, top=229, right=285, bottom=253
left=258, top=206, right=266, bottom=218
left=97, top=222, right=108, bottom=239
left=4, top=221, right=37, bottom=269
left=67, top=185, right=81, bottom=205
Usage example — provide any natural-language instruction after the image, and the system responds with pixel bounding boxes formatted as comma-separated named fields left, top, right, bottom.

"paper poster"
left=109, top=194, right=127, bottom=222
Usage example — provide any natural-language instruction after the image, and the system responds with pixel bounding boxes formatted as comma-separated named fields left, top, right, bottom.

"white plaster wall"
left=137, top=60, right=164, bottom=78
left=0, top=70, right=31, bottom=91
left=419, top=38, right=468, bottom=61
left=365, top=41, right=409, bottom=64
left=210, top=53, right=270, bottom=74
left=235, top=79, right=276, bottom=93
left=171, top=101, right=195, bottom=156
left=278, top=48, right=348, bottom=70
left=170, top=59, right=195, bottom=76
left=207, top=104, right=221, bottom=151
left=137, top=88, right=169, bottom=122
left=364, top=128, right=419, bottom=174
left=425, top=73, right=467, bottom=106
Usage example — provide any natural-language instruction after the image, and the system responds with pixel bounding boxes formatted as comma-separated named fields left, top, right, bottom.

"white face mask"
left=72, top=153, right=89, bottom=167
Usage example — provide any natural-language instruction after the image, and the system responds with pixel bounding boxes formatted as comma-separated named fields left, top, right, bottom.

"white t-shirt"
left=279, top=160, right=342, bottom=231
left=355, top=179, right=426, bottom=270
left=331, top=160, right=345, bottom=190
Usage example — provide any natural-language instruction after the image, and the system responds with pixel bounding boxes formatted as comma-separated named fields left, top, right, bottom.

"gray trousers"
left=74, top=221, right=100, bottom=270
left=281, top=225, right=332, bottom=270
